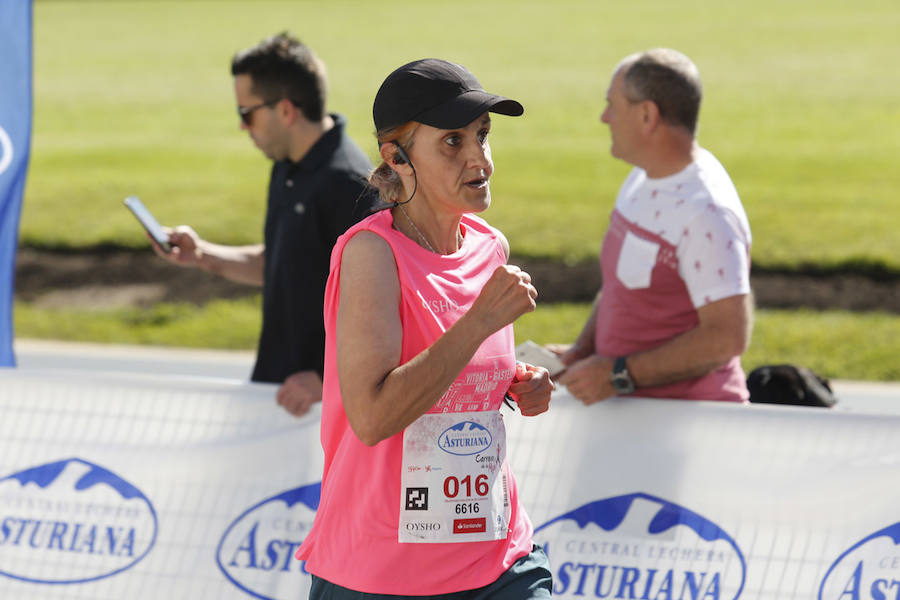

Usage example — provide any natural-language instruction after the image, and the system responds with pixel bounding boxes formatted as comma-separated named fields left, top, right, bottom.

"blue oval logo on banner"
left=0, top=458, right=158, bottom=584
left=533, top=492, right=746, bottom=599
left=438, top=421, right=493, bottom=456
left=216, top=482, right=320, bottom=600
left=819, top=521, right=900, bottom=599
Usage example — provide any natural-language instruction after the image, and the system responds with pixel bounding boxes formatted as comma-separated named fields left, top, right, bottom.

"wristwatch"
left=610, top=356, right=636, bottom=395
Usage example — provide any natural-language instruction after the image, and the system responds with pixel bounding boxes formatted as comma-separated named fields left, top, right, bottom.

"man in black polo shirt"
left=153, top=33, right=374, bottom=416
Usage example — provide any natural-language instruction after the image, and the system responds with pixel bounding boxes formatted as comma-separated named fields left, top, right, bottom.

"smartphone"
left=124, top=196, right=170, bottom=253
left=515, top=340, right=566, bottom=377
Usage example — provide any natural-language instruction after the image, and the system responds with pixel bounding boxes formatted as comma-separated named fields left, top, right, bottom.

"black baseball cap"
left=373, top=58, right=524, bottom=132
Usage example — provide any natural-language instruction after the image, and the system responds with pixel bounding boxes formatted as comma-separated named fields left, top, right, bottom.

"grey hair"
left=619, top=48, right=703, bottom=134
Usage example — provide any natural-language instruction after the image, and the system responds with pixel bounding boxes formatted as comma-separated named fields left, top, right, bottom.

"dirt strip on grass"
left=13, top=248, right=900, bottom=313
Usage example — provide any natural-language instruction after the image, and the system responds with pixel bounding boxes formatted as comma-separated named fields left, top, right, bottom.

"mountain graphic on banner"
left=534, top=492, right=746, bottom=599
left=0, top=458, right=158, bottom=584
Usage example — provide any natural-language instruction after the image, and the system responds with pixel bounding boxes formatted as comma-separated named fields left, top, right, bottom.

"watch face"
left=611, top=357, right=635, bottom=394
left=611, top=372, right=635, bottom=394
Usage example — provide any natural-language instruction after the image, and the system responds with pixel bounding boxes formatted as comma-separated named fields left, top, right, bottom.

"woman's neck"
left=393, top=203, right=463, bottom=255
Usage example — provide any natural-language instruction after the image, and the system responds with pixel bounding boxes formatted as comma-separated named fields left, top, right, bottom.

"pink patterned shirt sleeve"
left=677, top=204, right=751, bottom=309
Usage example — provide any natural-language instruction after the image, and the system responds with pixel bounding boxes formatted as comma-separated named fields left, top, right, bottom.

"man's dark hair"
left=622, top=48, right=703, bottom=135
left=231, top=32, right=327, bottom=122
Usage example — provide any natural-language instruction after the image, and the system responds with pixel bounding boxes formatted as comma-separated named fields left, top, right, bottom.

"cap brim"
left=414, top=90, right=524, bottom=129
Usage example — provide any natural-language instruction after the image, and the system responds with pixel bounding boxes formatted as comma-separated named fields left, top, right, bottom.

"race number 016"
left=443, top=474, right=489, bottom=498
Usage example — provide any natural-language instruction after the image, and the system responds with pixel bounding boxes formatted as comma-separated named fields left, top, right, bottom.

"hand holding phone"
left=124, top=196, right=170, bottom=253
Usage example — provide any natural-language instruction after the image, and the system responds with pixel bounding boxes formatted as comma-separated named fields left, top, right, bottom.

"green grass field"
left=23, top=0, right=900, bottom=266
left=14, top=0, right=900, bottom=380
left=15, top=299, right=900, bottom=381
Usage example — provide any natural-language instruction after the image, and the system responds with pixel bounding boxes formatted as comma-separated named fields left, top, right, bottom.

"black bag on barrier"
left=747, top=364, right=838, bottom=408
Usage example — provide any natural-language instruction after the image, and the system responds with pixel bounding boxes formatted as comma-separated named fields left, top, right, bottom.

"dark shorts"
left=308, top=544, right=552, bottom=599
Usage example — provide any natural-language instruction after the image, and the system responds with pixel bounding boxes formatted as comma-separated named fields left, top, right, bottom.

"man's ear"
left=280, top=99, right=303, bottom=125
left=640, top=100, right=662, bottom=134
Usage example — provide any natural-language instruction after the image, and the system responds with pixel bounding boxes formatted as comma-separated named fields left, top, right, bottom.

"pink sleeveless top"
left=296, top=209, right=533, bottom=594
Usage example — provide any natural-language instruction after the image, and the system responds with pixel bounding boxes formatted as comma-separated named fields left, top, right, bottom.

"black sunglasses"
left=237, top=99, right=280, bottom=126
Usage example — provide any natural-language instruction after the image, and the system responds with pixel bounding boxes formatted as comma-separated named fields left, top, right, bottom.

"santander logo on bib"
left=438, top=421, right=493, bottom=456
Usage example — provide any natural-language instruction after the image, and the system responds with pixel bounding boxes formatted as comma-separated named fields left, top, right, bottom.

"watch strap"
left=611, top=356, right=636, bottom=394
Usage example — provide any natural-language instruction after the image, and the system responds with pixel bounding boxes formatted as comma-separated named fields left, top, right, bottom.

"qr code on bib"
left=405, top=487, right=429, bottom=510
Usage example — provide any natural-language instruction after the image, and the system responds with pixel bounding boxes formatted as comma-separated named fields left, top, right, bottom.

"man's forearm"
left=571, top=291, right=602, bottom=359
left=197, top=242, right=265, bottom=286
left=627, top=327, right=738, bottom=388
left=626, top=294, right=752, bottom=388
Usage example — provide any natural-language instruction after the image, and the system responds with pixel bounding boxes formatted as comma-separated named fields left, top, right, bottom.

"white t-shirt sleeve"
left=677, top=205, right=751, bottom=309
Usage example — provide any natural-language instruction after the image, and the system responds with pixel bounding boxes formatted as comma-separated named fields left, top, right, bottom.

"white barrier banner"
left=1, top=369, right=898, bottom=600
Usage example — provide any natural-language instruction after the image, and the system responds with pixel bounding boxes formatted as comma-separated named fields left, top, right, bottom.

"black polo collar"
left=286, top=113, right=347, bottom=173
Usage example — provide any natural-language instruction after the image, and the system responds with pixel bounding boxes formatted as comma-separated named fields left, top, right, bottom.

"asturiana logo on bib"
left=438, top=421, right=493, bottom=456
left=819, top=521, right=900, bottom=600
left=0, top=458, right=158, bottom=584
left=534, top=492, right=746, bottom=599
left=216, top=481, right=320, bottom=600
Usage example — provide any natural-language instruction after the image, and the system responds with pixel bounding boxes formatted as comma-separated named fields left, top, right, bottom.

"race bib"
left=399, top=411, right=510, bottom=543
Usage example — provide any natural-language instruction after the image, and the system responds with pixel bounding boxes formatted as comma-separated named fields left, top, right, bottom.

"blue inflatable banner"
left=0, top=0, right=33, bottom=366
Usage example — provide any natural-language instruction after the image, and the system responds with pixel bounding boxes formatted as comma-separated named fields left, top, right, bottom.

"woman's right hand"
left=468, top=265, right=537, bottom=334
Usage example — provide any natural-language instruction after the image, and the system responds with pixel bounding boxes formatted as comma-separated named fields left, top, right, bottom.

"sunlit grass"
left=14, top=0, right=900, bottom=380
left=15, top=300, right=900, bottom=381
left=14, top=298, right=261, bottom=350
left=21, top=0, right=900, bottom=268
left=514, top=305, right=900, bottom=382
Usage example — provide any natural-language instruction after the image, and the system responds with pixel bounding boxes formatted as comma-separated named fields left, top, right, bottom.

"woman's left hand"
left=507, top=362, right=554, bottom=416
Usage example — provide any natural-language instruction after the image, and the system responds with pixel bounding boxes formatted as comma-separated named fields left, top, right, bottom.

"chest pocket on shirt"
left=616, top=230, right=659, bottom=290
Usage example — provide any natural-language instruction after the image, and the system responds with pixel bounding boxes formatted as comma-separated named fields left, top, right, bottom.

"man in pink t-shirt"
left=554, top=48, right=753, bottom=404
